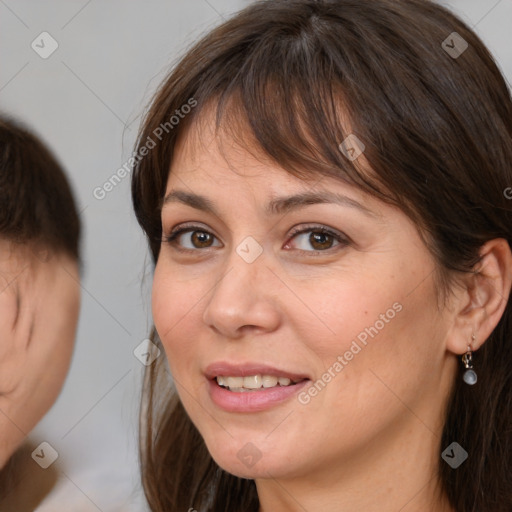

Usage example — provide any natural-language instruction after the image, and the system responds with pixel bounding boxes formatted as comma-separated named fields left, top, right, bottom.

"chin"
left=203, top=434, right=301, bottom=480
left=211, top=452, right=288, bottom=480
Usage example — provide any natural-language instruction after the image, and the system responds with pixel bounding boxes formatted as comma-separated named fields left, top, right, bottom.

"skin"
left=0, top=241, right=80, bottom=469
left=152, top=112, right=512, bottom=512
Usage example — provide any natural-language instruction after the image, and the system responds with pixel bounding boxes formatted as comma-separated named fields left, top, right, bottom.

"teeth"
left=262, top=375, right=278, bottom=388
left=225, top=376, right=244, bottom=389
left=243, top=375, right=262, bottom=389
left=216, top=374, right=298, bottom=391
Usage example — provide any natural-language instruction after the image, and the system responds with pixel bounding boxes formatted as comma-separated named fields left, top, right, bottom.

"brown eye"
left=309, top=232, right=335, bottom=250
left=189, top=231, right=214, bottom=248
left=163, top=226, right=222, bottom=251
left=287, top=226, right=348, bottom=253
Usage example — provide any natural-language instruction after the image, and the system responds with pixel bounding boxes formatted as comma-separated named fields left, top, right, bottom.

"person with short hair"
left=0, top=116, right=81, bottom=472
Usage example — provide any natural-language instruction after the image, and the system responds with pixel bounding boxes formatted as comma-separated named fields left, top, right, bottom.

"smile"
left=205, top=362, right=311, bottom=412
left=215, top=375, right=303, bottom=392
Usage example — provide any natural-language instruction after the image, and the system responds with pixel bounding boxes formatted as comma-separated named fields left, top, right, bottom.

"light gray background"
left=0, top=1, right=510, bottom=510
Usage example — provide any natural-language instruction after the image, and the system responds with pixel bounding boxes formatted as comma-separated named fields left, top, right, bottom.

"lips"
left=204, top=362, right=311, bottom=412
left=204, top=362, right=310, bottom=382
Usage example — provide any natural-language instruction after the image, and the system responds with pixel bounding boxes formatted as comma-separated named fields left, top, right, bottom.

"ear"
left=445, top=238, right=512, bottom=354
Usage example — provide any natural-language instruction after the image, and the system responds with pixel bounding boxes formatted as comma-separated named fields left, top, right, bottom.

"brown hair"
left=131, top=1, right=512, bottom=510
left=0, top=116, right=81, bottom=260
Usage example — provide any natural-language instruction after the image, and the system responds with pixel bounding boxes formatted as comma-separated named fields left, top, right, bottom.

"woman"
left=0, top=117, right=81, bottom=491
left=131, top=0, right=512, bottom=510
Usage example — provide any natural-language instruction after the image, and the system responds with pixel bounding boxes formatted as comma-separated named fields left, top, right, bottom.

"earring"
left=462, top=334, right=477, bottom=385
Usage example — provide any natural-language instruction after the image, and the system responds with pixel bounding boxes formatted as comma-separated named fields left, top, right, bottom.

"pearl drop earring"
left=462, top=334, right=477, bottom=385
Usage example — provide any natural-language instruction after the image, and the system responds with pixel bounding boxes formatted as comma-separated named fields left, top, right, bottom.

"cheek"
left=296, top=264, right=404, bottom=358
left=300, top=259, right=441, bottom=407
left=152, top=264, right=203, bottom=374
left=40, top=281, right=81, bottom=383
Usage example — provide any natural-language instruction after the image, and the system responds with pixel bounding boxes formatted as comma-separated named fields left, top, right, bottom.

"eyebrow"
left=162, top=189, right=378, bottom=218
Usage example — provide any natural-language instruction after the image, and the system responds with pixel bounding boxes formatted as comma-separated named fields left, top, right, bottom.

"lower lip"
left=208, top=378, right=310, bottom=413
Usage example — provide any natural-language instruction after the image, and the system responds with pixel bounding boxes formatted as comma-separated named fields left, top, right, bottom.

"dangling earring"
left=462, top=334, right=477, bottom=385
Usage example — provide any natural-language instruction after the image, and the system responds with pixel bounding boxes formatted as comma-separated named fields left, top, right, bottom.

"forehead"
left=164, top=110, right=386, bottom=221
left=169, top=107, right=292, bottom=184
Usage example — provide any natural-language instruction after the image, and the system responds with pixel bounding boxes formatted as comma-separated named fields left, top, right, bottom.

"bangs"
left=184, top=31, right=395, bottom=205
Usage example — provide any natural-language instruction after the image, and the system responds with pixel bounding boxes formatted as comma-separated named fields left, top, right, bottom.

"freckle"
left=364, top=310, right=368, bottom=315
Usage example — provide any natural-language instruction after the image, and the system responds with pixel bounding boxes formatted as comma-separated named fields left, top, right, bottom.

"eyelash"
left=162, top=223, right=349, bottom=256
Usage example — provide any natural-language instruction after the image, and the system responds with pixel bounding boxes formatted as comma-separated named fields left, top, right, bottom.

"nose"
left=202, top=248, right=281, bottom=339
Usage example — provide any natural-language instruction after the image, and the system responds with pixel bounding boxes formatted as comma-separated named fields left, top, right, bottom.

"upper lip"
left=204, top=361, right=310, bottom=382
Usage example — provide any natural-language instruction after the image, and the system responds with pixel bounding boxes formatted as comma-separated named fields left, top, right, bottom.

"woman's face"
left=152, top=115, right=458, bottom=481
